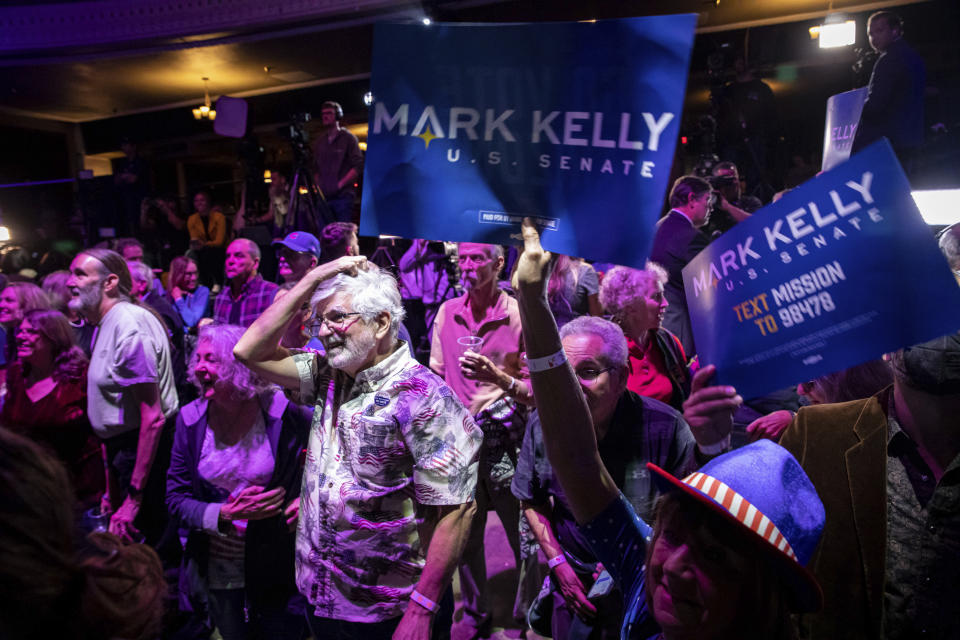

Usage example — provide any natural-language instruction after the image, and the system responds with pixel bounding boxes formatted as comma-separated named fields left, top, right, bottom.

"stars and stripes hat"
left=647, top=439, right=826, bottom=612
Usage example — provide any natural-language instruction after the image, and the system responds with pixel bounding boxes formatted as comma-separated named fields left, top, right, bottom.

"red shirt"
left=2, top=363, right=103, bottom=504
left=625, top=335, right=674, bottom=404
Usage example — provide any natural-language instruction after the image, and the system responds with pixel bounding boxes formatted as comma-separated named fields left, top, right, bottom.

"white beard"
left=325, top=327, right=377, bottom=372
left=68, top=281, right=103, bottom=318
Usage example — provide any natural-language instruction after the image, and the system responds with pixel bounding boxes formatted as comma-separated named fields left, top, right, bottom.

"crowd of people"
left=2, top=171, right=955, bottom=640
left=1, top=10, right=955, bottom=640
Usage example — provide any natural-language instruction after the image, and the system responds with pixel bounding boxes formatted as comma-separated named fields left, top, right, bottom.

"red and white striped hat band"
left=682, top=471, right=798, bottom=563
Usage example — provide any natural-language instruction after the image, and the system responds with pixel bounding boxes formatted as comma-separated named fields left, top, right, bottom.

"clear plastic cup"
left=456, top=335, right=484, bottom=358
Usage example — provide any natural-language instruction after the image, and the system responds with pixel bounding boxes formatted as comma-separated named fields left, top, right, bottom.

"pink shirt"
left=430, top=290, right=525, bottom=415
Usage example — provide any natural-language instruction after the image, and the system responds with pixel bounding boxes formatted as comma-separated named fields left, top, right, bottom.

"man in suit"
left=851, top=11, right=926, bottom=168
left=649, top=175, right=714, bottom=357
left=780, top=333, right=960, bottom=639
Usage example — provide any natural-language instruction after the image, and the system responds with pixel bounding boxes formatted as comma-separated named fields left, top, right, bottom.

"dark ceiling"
left=0, top=0, right=956, bottom=244
left=0, top=0, right=941, bottom=123
left=1, top=0, right=957, bottom=194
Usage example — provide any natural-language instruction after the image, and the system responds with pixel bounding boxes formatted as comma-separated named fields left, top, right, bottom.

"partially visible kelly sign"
left=360, top=16, right=697, bottom=267
left=683, top=140, right=960, bottom=400
left=821, top=87, right=867, bottom=171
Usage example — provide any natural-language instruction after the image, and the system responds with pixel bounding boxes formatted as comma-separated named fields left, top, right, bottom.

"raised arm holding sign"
left=683, top=139, right=960, bottom=400
left=360, top=15, right=697, bottom=267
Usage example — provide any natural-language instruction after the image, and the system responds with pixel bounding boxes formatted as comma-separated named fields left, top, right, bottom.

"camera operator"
left=702, top=161, right=753, bottom=239
left=311, top=101, right=363, bottom=223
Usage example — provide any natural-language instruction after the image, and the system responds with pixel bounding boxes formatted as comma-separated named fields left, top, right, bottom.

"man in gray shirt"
left=67, top=248, right=178, bottom=544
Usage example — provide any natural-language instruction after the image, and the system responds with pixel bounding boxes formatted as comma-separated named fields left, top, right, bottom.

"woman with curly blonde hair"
left=167, top=323, right=311, bottom=639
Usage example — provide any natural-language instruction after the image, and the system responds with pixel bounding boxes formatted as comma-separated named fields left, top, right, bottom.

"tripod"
left=286, top=139, right=334, bottom=236
left=370, top=238, right=399, bottom=276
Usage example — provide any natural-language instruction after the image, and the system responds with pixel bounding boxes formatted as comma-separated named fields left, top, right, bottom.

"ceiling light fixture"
left=810, top=15, right=856, bottom=48
left=192, top=77, right=217, bottom=120
left=912, top=190, right=960, bottom=226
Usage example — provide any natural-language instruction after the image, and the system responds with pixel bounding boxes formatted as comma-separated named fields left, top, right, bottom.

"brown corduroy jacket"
left=779, top=388, right=891, bottom=640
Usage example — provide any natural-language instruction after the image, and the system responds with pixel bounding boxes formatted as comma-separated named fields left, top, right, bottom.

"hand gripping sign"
left=683, top=139, right=960, bottom=400
left=360, top=15, right=696, bottom=267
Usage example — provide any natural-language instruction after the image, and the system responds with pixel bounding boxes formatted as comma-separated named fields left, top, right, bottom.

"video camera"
left=703, top=170, right=741, bottom=238
left=278, top=112, right=313, bottom=154
left=709, top=172, right=738, bottom=191
left=426, top=241, right=463, bottom=296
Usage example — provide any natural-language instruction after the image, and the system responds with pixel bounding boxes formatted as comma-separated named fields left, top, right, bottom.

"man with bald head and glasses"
left=235, top=257, right=481, bottom=640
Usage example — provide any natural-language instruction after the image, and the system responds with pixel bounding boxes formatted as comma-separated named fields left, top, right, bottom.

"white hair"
left=311, top=264, right=406, bottom=339
left=126, top=260, right=154, bottom=286
left=189, top=324, right=274, bottom=400
left=458, top=241, right=504, bottom=260
left=559, top=315, right=629, bottom=369
left=599, top=263, right=667, bottom=318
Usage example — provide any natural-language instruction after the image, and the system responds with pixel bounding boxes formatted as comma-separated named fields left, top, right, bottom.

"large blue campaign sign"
left=360, top=16, right=697, bottom=267
left=821, top=87, right=867, bottom=171
left=683, top=139, right=960, bottom=400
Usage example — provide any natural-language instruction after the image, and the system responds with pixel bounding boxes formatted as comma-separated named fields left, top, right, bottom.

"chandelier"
left=192, top=77, right=217, bottom=120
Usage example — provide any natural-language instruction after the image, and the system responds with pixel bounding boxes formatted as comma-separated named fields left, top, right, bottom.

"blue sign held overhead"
left=359, top=16, right=697, bottom=266
left=683, top=139, right=960, bottom=400
left=822, top=87, right=867, bottom=171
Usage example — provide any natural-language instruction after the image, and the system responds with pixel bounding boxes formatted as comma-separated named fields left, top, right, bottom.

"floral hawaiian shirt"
left=291, top=343, right=483, bottom=622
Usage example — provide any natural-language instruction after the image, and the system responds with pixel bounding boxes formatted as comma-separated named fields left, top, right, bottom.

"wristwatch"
left=127, top=485, right=145, bottom=501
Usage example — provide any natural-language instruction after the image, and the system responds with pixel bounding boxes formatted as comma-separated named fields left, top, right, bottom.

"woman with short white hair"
left=599, top=264, right=691, bottom=410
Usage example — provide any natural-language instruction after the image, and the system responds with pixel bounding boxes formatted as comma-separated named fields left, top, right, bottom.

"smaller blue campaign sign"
left=821, top=88, right=867, bottom=171
left=683, top=139, right=960, bottom=400
left=360, top=16, right=697, bottom=267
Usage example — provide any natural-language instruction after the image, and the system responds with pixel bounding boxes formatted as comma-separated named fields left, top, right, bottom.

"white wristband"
left=698, top=435, right=731, bottom=456
left=527, top=349, right=567, bottom=373
left=410, top=589, right=440, bottom=613
left=548, top=554, right=567, bottom=569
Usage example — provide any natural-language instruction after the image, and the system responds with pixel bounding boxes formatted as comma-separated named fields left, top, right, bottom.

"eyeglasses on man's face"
left=307, top=311, right=363, bottom=336
left=574, top=366, right=614, bottom=382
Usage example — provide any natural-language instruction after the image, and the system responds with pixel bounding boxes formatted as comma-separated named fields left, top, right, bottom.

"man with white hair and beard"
left=234, top=256, right=482, bottom=640
left=780, top=332, right=960, bottom=639
left=65, top=248, right=178, bottom=545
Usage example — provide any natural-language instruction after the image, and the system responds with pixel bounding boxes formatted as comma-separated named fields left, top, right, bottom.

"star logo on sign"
left=416, top=125, right=439, bottom=149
